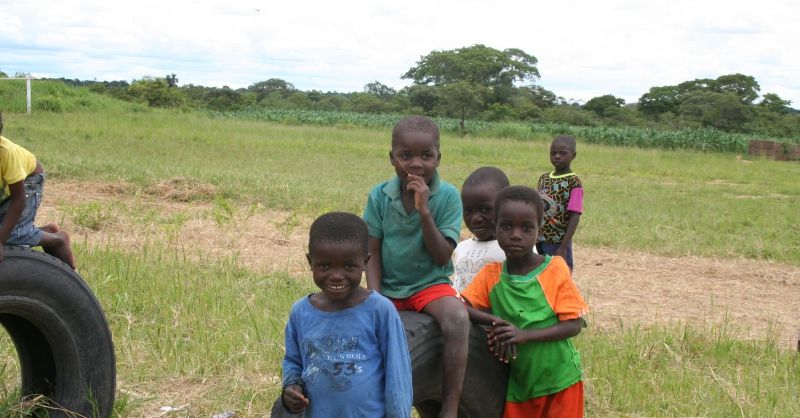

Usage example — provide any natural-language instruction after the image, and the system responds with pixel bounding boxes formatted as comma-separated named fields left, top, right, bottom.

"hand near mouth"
left=397, top=163, right=429, bottom=211
left=406, top=174, right=427, bottom=210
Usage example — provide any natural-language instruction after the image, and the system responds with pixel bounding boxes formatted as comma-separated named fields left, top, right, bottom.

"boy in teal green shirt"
left=363, top=115, right=468, bottom=418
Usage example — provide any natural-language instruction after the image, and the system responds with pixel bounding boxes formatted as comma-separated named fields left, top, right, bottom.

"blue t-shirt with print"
left=282, top=291, right=412, bottom=418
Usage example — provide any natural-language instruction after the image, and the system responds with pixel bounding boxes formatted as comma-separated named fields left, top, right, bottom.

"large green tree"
left=714, top=73, right=760, bottom=104
left=584, top=94, right=625, bottom=117
left=127, top=77, right=185, bottom=107
left=363, top=81, right=396, bottom=98
left=435, top=81, right=490, bottom=131
left=203, top=86, right=253, bottom=111
left=758, top=92, right=792, bottom=114
left=679, top=91, right=752, bottom=131
left=638, top=74, right=761, bottom=118
left=248, top=78, right=296, bottom=101
left=402, top=44, right=539, bottom=131
left=638, top=85, right=682, bottom=116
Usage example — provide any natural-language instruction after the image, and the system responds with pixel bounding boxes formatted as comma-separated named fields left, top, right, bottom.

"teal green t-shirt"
left=363, top=172, right=462, bottom=299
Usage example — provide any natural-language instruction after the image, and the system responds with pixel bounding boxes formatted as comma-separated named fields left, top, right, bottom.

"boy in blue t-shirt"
left=281, top=212, right=412, bottom=418
left=363, top=116, right=468, bottom=418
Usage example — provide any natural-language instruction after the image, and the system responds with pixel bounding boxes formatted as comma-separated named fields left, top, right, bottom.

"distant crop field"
left=212, top=107, right=798, bottom=153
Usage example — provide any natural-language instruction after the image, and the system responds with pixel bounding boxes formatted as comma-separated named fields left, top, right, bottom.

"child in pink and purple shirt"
left=536, top=135, right=583, bottom=271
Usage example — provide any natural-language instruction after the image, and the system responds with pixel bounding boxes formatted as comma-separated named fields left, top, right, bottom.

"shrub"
left=33, top=97, right=63, bottom=113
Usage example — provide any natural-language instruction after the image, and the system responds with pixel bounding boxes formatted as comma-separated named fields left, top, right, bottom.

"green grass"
left=4, top=109, right=798, bottom=264
left=0, top=333, right=22, bottom=414
left=0, top=241, right=315, bottom=417
left=82, top=244, right=305, bottom=412
left=0, top=79, right=148, bottom=114
left=0, top=392, right=50, bottom=418
left=0, top=99, right=798, bottom=416
left=5, top=242, right=796, bottom=416
left=581, top=318, right=799, bottom=417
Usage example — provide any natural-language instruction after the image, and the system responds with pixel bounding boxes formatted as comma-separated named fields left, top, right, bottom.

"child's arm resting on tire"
left=464, top=301, right=516, bottom=362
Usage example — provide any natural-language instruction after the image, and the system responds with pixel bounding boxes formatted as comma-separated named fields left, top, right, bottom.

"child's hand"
left=498, top=342, right=517, bottom=363
left=282, top=384, right=310, bottom=413
left=487, top=337, right=517, bottom=363
left=405, top=174, right=430, bottom=212
left=490, top=322, right=525, bottom=346
left=486, top=318, right=517, bottom=362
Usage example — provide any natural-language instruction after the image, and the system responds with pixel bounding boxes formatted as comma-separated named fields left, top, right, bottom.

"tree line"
left=9, top=44, right=797, bottom=138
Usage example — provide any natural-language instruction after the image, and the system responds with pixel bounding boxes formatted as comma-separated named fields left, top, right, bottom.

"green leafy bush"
left=33, top=97, right=63, bottom=113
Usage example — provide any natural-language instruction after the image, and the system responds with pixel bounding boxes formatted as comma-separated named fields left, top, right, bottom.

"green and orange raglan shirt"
left=460, top=256, right=589, bottom=414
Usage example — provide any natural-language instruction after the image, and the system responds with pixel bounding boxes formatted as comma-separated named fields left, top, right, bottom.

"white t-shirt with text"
left=452, top=238, right=506, bottom=292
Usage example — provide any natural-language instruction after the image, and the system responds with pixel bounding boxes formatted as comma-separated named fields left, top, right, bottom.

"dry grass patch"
left=576, top=246, right=800, bottom=349
left=149, top=177, right=218, bottom=202
left=40, top=180, right=310, bottom=276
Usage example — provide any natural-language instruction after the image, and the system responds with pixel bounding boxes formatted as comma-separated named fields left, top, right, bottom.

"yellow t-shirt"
left=0, top=136, right=38, bottom=202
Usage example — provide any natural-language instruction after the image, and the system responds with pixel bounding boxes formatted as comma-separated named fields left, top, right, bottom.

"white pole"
left=26, top=77, right=31, bottom=114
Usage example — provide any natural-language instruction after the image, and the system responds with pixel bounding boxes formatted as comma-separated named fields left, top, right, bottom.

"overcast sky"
left=1, top=0, right=798, bottom=105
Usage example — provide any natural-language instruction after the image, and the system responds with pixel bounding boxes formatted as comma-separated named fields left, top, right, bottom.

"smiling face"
left=549, top=139, right=576, bottom=174
left=496, top=200, right=540, bottom=261
left=461, top=183, right=500, bottom=241
left=307, top=240, right=369, bottom=309
left=390, top=131, right=440, bottom=186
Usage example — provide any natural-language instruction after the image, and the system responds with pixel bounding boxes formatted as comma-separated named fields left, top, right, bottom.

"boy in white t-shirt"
left=452, top=167, right=510, bottom=292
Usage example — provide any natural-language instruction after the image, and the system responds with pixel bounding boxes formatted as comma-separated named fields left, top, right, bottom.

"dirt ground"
left=39, top=180, right=800, bottom=350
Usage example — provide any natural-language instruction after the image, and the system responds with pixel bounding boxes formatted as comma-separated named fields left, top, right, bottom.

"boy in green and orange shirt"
left=461, top=185, right=589, bottom=418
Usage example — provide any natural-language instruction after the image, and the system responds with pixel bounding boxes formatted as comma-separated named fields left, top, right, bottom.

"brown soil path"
left=38, top=180, right=800, bottom=349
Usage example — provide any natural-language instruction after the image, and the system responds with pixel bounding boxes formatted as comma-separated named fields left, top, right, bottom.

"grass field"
left=0, top=104, right=798, bottom=417
left=8, top=110, right=799, bottom=263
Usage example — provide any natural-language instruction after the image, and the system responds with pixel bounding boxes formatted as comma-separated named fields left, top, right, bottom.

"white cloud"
left=0, top=0, right=798, bottom=104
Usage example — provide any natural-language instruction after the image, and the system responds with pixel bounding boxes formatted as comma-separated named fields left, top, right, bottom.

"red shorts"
left=504, top=381, right=584, bottom=418
left=390, top=283, right=458, bottom=312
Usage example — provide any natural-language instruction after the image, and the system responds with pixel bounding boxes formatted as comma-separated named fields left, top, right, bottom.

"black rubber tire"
left=0, top=246, right=116, bottom=418
left=270, top=396, right=304, bottom=418
left=402, top=310, right=507, bottom=418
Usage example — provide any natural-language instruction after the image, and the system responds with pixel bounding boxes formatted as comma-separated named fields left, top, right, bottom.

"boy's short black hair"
left=392, top=115, right=440, bottom=150
left=308, top=212, right=369, bottom=256
left=495, top=185, right=545, bottom=226
left=552, top=135, right=577, bottom=152
left=463, top=166, right=510, bottom=190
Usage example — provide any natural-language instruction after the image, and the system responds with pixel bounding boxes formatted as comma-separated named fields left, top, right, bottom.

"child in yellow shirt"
left=0, top=116, right=75, bottom=268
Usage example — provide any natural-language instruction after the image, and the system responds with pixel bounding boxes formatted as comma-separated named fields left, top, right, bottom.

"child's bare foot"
left=56, top=231, right=77, bottom=269
left=41, top=230, right=76, bottom=269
